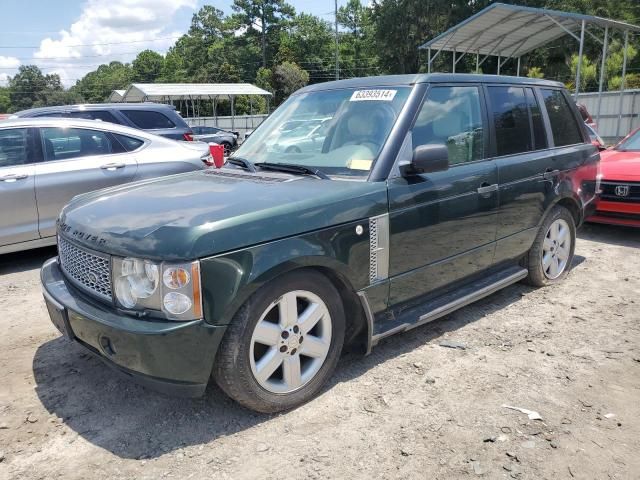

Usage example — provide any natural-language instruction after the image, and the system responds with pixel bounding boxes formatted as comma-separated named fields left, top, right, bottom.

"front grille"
left=600, top=181, right=640, bottom=203
left=58, top=236, right=112, bottom=301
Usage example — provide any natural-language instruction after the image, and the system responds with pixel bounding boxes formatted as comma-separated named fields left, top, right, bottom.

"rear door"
left=387, top=84, right=498, bottom=309
left=34, top=126, right=137, bottom=238
left=486, top=85, right=555, bottom=264
left=0, top=127, right=39, bottom=246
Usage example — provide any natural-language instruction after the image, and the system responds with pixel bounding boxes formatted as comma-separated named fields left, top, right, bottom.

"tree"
left=74, top=61, right=133, bottom=103
left=132, top=50, right=165, bottom=83
left=273, top=61, right=308, bottom=104
left=232, top=0, right=295, bottom=67
left=0, top=87, right=11, bottom=113
left=8, top=65, right=65, bottom=112
left=568, top=54, right=597, bottom=91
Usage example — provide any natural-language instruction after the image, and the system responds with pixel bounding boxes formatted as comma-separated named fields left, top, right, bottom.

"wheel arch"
left=541, top=191, right=583, bottom=228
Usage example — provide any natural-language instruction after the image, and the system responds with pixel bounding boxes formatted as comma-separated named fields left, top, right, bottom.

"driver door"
left=386, top=84, right=499, bottom=311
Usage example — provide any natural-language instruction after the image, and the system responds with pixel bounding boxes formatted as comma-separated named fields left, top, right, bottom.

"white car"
left=0, top=117, right=211, bottom=254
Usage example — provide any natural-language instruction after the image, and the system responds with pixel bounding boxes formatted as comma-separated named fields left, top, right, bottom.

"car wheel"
left=221, top=142, right=232, bottom=156
left=524, top=205, right=576, bottom=287
left=213, top=270, right=345, bottom=413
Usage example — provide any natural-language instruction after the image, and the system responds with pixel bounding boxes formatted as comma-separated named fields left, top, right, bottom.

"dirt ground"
left=0, top=223, right=638, bottom=480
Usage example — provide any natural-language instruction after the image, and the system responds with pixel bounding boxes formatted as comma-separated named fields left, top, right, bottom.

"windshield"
left=617, top=128, right=640, bottom=151
left=233, top=87, right=411, bottom=176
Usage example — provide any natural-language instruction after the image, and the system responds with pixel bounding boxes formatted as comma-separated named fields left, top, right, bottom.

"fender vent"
left=369, top=214, right=389, bottom=284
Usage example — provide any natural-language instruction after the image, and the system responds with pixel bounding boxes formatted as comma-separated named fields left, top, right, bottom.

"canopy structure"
left=108, top=89, right=126, bottom=102
left=120, top=83, right=271, bottom=102
left=419, top=3, right=640, bottom=136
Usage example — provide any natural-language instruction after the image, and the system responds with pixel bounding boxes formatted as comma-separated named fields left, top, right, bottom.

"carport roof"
left=419, top=3, right=640, bottom=58
left=121, top=83, right=272, bottom=102
left=108, top=89, right=126, bottom=102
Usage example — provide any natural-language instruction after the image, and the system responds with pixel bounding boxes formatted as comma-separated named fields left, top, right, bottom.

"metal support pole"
left=230, top=95, right=235, bottom=131
left=427, top=47, right=431, bottom=74
left=497, top=54, right=500, bottom=75
left=596, top=26, right=609, bottom=126
left=476, top=52, right=479, bottom=73
left=334, top=0, right=339, bottom=80
left=452, top=48, right=456, bottom=73
left=575, top=20, right=586, bottom=99
left=617, top=30, right=629, bottom=138
left=517, top=57, right=521, bottom=76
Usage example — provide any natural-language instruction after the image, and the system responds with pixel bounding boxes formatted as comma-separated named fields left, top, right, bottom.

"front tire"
left=525, top=205, right=576, bottom=287
left=213, top=270, right=345, bottom=413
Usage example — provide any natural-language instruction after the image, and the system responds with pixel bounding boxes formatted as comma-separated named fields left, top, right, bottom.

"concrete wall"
left=187, top=115, right=268, bottom=139
left=576, top=89, right=640, bottom=144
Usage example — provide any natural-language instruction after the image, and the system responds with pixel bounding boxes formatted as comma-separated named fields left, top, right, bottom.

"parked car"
left=0, top=117, right=210, bottom=254
left=11, top=103, right=194, bottom=141
left=191, top=126, right=238, bottom=155
left=588, top=126, right=640, bottom=227
left=41, top=74, right=598, bottom=413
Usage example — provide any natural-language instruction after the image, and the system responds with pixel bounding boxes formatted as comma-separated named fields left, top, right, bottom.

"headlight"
left=112, top=257, right=202, bottom=321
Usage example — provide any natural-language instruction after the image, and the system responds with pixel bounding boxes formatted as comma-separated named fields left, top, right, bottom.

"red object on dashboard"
left=209, top=143, right=225, bottom=168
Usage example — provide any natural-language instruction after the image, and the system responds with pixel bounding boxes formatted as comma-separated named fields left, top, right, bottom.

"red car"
left=588, top=127, right=640, bottom=227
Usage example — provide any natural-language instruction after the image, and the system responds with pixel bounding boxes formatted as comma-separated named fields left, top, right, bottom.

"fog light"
left=163, top=292, right=192, bottom=315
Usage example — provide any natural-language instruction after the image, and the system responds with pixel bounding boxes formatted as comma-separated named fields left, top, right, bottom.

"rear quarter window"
left=120, top=110, right=176, bottom=129
left=541, top=89, right=583, bottom=147
left=113, top=133, right=145, bottom=152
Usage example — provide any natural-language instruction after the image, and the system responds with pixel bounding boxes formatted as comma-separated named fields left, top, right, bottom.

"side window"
left=0, top=128, right=30, bottom=167
left=41, top=128, right=114, bottom=161
left=120, top=110, right=175, bottom=129
left=526, top=88, right=548, bottom=150
left=68, top=110, right=121, bottom=124
left=541, top=89, right=583, bottom=147
left=113, top=133, right=144, bottom=152
left=412, top=86, right=484, bottom=165
left=487, top=86, right=532, bottom=156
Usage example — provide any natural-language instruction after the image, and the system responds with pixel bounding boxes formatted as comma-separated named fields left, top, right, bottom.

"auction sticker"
left=350, top=89, right=397, bottom=101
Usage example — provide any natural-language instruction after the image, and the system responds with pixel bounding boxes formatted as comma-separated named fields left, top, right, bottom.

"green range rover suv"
left=41, top=74, right=599, bottom=413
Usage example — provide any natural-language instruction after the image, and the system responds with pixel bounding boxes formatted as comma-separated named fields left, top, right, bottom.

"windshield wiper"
left=257, top=162, right=330, bottom=180
left=227, top=156, right=256, bottom=172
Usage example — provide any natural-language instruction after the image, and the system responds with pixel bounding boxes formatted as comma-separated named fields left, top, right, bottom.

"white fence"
left=576, top=89, right=640, bottom=143
left=187, top=115, right=268, bottom=138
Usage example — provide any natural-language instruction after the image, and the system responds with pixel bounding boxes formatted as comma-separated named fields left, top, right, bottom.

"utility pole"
left=335, top=0, right=339, bottom=80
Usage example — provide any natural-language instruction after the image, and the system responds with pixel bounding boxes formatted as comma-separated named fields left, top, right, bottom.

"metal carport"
left=119, top=83, right=272, bottom=129
left=419, top=3, right=640, bottom=133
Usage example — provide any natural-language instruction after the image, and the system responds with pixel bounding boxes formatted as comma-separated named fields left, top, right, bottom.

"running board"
left=371, top=266, right=528, bottom=346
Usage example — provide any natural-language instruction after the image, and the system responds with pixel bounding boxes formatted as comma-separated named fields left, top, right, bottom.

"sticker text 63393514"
left=350, top=89, right=397, bottom=102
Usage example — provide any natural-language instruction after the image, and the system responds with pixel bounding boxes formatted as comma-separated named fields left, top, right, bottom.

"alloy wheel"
left=541, top=218, right=571, bottom=279
left=249, top=290, right=332, bottom=394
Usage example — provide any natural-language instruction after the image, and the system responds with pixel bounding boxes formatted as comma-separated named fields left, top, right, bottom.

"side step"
left=371, top=266, right=528, bottom=346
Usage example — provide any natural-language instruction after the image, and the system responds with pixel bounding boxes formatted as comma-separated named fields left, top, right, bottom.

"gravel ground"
left=0, top=223, right=638, bottom=480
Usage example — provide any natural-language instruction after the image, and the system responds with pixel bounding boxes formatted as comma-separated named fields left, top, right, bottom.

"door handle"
left=100, top=163, right=126, bottom=170
left=477, top=183, right=498, bottom=195
left=0, top=173, right=28, bottom=182
left=543, top=168, right=560, bottom=180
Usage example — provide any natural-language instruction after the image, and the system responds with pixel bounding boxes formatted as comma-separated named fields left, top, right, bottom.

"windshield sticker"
left=350, top=89, right=397, bottom=102
left=348, top=159, right=373, bottom=170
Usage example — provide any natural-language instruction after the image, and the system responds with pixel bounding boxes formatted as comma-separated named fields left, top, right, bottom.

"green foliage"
left=8, top=65, right=69, bottom=112
left=0, top=87, right=10, bottom=113
left=569, top=54, right=597, bottom=91
left=74, top=61, right=133, bottom=103
left=527, top=67, right=545, bottom=79
left=132, top=50, right=165, bottom=83
left=273, top=61, right=309, bottom=103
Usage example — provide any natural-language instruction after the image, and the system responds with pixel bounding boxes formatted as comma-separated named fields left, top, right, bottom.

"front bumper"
left=587, top=200, right=640, bottom=227
left=41, top=257, right=227, bottom=397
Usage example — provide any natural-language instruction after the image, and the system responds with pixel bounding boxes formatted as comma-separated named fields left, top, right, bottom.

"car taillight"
left=183, top=133, right=194, bottom=141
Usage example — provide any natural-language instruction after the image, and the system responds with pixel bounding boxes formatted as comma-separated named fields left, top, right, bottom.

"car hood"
left=599, top=150, right=640, bottom=180
left=59, top=169, right=388, bottom=261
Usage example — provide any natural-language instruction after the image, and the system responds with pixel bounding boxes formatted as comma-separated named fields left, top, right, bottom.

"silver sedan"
left=0, top=117, right=210, bottom=254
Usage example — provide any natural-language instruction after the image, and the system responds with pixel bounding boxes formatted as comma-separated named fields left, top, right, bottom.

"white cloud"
left=32, top=0, right=197, bottom=87
left=0, top=57, right=20, bottom=86
left=0, top=56, right=20, bottom=69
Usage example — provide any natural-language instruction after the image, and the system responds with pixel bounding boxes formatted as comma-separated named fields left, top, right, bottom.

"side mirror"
left=401, top=144, right=449, bottom=176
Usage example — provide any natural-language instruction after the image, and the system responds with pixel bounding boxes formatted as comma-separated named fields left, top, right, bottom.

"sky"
left=0, top=0, right=342, bottom=88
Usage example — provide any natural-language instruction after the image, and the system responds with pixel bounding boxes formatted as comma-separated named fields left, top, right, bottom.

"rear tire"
left=524, top=205, right=576, bottom=287
left=221, top=142, right=232, bottom=156
left=213, top=270, right=345, bottom=413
